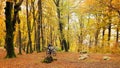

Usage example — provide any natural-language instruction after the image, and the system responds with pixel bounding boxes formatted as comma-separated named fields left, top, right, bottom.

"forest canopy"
left=0, top=0, right=120, bottom=58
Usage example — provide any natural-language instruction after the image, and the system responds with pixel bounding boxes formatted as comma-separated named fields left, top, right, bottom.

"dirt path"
left=0, top=48, right=120, bottom=68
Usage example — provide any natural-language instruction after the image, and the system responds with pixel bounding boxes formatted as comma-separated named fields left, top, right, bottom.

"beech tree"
left=5, top=0, right=23, bottom=58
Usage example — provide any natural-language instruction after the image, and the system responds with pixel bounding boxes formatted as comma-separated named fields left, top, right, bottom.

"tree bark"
left=36, top=0, right=42, bottom=52
left=14, top=0, right=22, bottom=55
left=18, top=23, right=22, bottom=55
left=67, top=14, right=70, bottom=50
left=54, top=0, right=68, bottom=52
left=40, top=1, right=45, bottom=51
left=26, top=0, right=33, bottom=53
left=116, top=11, right=120, bottom=43
left=5, top=0, right=23, bottom=58
left=5, top=2, right=16, bottom=58
left=108, top=23, right=111, bottom=41
left=102, top=27, right=105, bottom=47
left=95, top=29, right=100, bottom=46
left=67, top=0, right=70, bottom=50
left=31, top=0, right=37, bottom=51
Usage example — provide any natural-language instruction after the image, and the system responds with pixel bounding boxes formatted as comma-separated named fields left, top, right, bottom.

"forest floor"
left=0, top=47, right=120, bottom=68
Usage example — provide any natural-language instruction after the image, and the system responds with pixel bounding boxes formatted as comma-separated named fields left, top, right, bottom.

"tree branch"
left=53, top=0, right=60, bottom=7
left=14, top=0, right=23, bottom=9
left=53, top=0, right=57, bottom=5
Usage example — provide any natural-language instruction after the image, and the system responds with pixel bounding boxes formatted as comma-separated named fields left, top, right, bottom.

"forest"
left=0, top=0, right=120, bottom=68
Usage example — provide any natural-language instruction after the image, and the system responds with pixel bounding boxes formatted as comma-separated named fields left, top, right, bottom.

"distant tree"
left=26, top=0, right=33, bottom=53
left=31, top=0, right=37, bottom=51
left=53, top=0, right=68, bottom=52
left=14, top=0, right=22, bottom=55
left=36, top=0, right=42, bottom=52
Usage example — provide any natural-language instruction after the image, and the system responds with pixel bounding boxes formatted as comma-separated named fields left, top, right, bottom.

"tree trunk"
left=108, top=23, right=111, bottom=45
left=50, top=26, right=53, bottom=44
left=36, top=0, right=42, bottom=52
left=5, top=0, right=23, bottom=58
left=67, top=0, right=70, bottom=50
left=62, top=38, right=68, bottom=52
left=116, top=11, right=120, bottom=43
left=22, top=22, right=26, bottom=52
left=31, top=0, right=37, bottom=51
left=54, top=0, right=68, bottom=52
left=34, top=25, right=37, bottom=51
left=108, top=8, right=112, bottom=45
left=115, top=20, right=119, bottom=47
left=18, top=23, right=22, bottom=55
left=40, top=2, right=45, bottom=51
left=102, top=28, right=105, bottom=47
left=78, top=16, right=84, bottom=52
left=26, top=0, right=33, bottom=53
left=5, top=2, right=16, bottom=58
left=15, top=0, right=22, bottom=55
left=95, top=29, right=100, bottom=46
left=116, top=26, right=119, bottom=43
left=67, top=14, right=70, bottom=50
